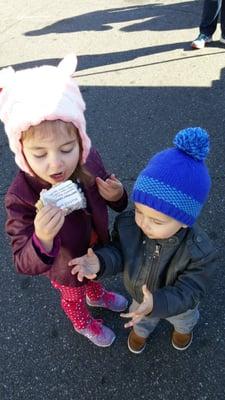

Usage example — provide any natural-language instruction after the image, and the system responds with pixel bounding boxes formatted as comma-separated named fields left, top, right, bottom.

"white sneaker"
left=191, top=33, right=212, bottom=49
left=220, top=36, right=225, bottom=44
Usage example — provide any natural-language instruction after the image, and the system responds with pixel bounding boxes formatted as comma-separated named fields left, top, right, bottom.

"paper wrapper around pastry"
left=35, top=180, right=86, bottom=215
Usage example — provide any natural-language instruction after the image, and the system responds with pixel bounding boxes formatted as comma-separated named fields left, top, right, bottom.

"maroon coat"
left=5, top=148, right=127, bottom=287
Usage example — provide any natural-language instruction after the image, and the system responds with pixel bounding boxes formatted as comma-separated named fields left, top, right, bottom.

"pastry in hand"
left=35, top=180, right=86, bottom=215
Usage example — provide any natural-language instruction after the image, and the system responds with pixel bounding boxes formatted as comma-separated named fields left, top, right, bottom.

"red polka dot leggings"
left=51, top=280, right=105, bottom=330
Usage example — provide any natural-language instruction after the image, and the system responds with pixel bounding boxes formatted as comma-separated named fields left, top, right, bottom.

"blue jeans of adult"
left=129, top=299, right=199, bottom=338
left=200, top=0, right=225, bottom=37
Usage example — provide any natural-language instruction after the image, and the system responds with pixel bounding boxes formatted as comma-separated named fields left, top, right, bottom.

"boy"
left=69, top=127, right=217, bottom=353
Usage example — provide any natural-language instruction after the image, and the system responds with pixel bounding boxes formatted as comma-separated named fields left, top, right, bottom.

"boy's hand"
left=96, top=174, right=124, bottom=202
left=120, top=285, right=153, bottom=328
left=68, top=248, right=100, bottom=282
left=34, top=205, right=65, bottom=252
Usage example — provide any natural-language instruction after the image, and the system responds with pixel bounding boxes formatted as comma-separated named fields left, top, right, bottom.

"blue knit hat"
left=132, top=127, right=211, bottom=226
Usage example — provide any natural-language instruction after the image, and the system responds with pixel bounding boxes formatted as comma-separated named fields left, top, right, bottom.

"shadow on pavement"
left=1, top=42, right=225, bottom=73
left=24, top=1, right=201, bottom=36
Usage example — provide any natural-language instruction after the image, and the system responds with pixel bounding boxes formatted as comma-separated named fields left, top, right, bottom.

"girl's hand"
left=120, top=285, right=153, bottom=328
left=68, top=248, right=100, bottom=282
left=34, top=205, right=65, bottom=252
left=96, top=174, right=124, bottom=202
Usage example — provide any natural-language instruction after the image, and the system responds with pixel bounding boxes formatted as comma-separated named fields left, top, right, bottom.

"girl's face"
left=135, top=203, right=187, bottom=240
left=22, top=120, right=80, bottom=185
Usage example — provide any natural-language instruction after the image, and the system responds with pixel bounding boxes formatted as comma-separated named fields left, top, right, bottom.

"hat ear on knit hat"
left=132, top=127, right=211, bottom=226
left=0, top=54, right=91, bottom=175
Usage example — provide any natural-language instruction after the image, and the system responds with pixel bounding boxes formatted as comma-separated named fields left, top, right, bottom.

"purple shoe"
left=75, top=318, right=115, bottom=347
left=86, top=291, right=128, bottom=312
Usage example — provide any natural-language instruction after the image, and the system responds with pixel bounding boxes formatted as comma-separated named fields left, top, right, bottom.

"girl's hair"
left=22, top=120, right=94, bottom=186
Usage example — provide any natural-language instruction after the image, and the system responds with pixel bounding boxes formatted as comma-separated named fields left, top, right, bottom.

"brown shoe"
left=171, top=330, right=193, bottom=351
left=128, top=329, right=147, bottom=354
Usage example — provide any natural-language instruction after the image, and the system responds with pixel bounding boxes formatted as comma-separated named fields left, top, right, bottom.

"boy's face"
left=135, top=203, right=187, bottom=240
left=22, top=121, right=80, bottom=185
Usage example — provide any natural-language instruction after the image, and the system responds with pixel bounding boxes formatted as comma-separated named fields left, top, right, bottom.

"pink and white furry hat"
left=0, top=54, right=91, bottom=175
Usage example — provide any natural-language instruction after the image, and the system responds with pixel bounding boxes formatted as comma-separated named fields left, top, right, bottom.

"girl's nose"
left=49, top=155, right=64, bottom=170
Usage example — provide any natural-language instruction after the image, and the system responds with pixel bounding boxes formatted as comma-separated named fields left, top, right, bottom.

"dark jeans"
left=200, top=0, right=225, bottom=36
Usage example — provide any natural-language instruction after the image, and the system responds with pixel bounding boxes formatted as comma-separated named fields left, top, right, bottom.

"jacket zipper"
left=147, top=243, right=161, bottom=290
left=154, top=244, right=161, bottom=258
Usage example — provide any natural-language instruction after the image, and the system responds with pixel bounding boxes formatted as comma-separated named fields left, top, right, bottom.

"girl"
left=0, top=54, right=128, bottom=347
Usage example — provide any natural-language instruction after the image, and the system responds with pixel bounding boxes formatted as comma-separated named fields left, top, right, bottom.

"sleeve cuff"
left=106, top=189, right=128, bottom=212
left=32, top=233, right=61, bottom=258
left=149, top=291, right=169, bottom=319
left=93, top=252, right=106, bottom=279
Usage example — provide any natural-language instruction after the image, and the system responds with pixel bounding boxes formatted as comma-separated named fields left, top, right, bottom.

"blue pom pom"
left=173, top=127, right=210, bottom=160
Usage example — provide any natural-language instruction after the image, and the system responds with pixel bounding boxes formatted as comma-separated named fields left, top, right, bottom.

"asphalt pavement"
left=0, top=1, right=225, bottom=399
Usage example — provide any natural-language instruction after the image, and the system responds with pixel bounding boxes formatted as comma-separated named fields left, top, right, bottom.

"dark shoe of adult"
left=127, top=329, right=147, bottom=354
left=171, top=330, right=193, bottom=351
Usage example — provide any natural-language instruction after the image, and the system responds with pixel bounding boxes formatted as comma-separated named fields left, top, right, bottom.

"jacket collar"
left=22, top=171, right=51, bottom=194
left=156, top=227, right=189, bottom=247
left=142, top=227, right=189, bottom=247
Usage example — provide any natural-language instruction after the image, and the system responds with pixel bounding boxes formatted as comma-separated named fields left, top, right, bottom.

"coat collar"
left=23, top=171, right=51, bottom=194
left=143, top=227, right=189, bottom=247
left=157, top=227, right=189, bottom=246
